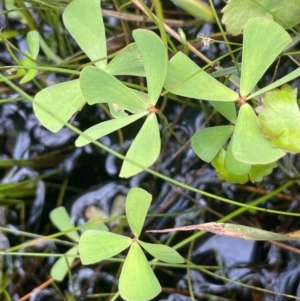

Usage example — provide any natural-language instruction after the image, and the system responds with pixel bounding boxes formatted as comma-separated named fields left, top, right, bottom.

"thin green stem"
left=1, top=73, right=298, bottom=219
left=153, top=0, right=168, bottom=49
left=208, top=0, right=241, bottom=74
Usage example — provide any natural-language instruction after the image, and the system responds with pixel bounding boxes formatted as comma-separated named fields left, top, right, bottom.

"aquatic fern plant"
left=2, top=0, right=300, bottom=300
left=32, top=0, right=300, bottom=184
left=50, top=187, right=183, bottom=300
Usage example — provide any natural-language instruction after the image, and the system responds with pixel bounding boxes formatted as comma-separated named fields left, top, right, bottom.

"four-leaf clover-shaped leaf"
left=76, top=29, right=168, bottom=178
left=170, top=17, right=296, bottom=182
left=33, top=0, right=168, bottom=178
left=79, top=187, right=184, bottom=301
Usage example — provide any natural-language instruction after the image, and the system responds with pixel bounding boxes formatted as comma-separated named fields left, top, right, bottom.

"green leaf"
left=63, top=0, right=107, bottom=68
left=224, top=139, right=251, bottom=175
left=79, top=230, right=132, bottom=264
left=170, top=0, right=214, bottom=23
left=130, top=89, right=150, bottom=105
left=75, top=112, right=147, bottom=147
left=231, top=104, right=285, bottom=164
left=164, top=52, right=238, bottom=102
left=133, top=29, right=168, bottom=105
left=240, top=17, right=291, bottom=96
left=247, top=67, right=300, bottom=99
left=119, top=242, right=161, bottom=301
left=222, top=0, right=300, bottom=36
left=33, top=79, right=86, bottom=132
left=248, top=162, right=277, bottom=183
left=257, top=84, right=300, bottom=153
left=50, top=207, right=80, bottom=243
left=212, top=149, right=249, bottom=184
left=27, top=31, right=39, bottom=59
left=139, top=240, right=184, bottom=264
left=126, top=187, right=152, bottom=237
left=209, top=101, right=237, bottom=123
left=222, top=1, right=271, bottom=36
left=50, top=246, right=78, bottom=282
left=191, top=125, right=234, bottom=162
left=19, top=58, right=38, bottom=84
left=80, top=66, right=148, bottom=110
left=106, top=43, right=145, bottom=76
left=120, top=114, right=160, bottom=178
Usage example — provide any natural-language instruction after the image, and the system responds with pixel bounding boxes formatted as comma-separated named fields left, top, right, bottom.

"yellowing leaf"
left=212, top=149, right=249, bottom=184
left=248, top=162, right=277, bottom=183
left=212, top=149, right=277, bottom=184
left=222, top=0, right=300, bottom=36
left=257, top=84, right=300, bottom=153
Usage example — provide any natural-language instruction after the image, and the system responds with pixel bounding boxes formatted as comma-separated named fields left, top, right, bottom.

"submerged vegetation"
left=1, top=0, right=300, bottom=300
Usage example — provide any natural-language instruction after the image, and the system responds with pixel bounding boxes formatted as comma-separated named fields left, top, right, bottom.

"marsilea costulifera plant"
left=164, top=18, right=300, bottom=184
left=79, top=187, right=184, bottom=300
left=34, top=0, right=167, bottom=178
left=33, top=0, right=300, bottom=183
left=49, top=187, right=184, bottom=301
